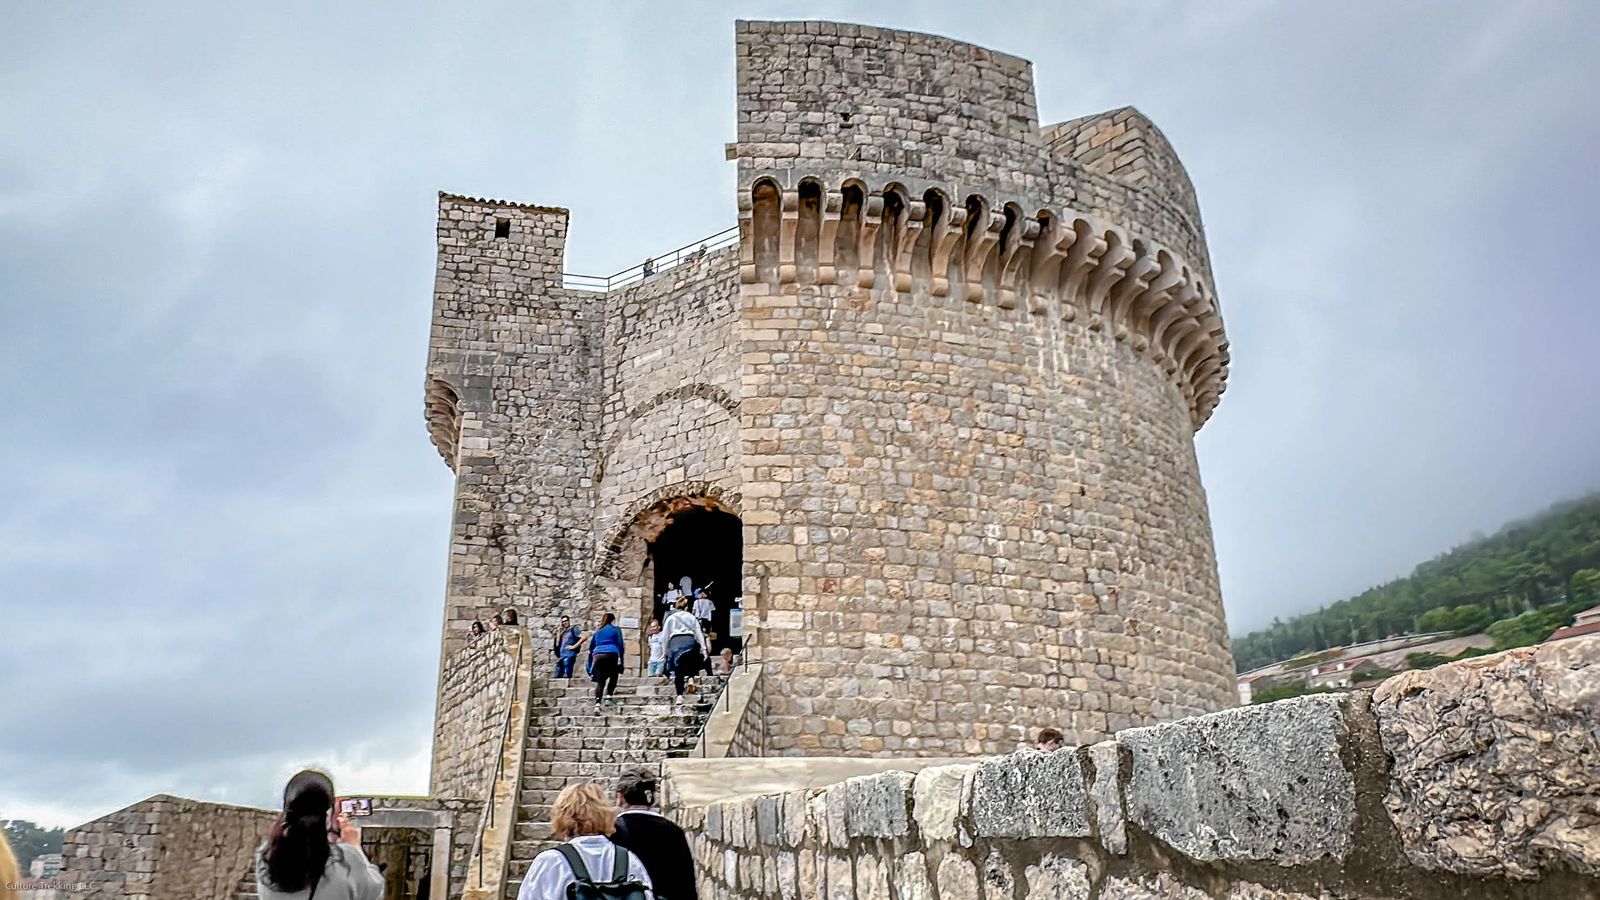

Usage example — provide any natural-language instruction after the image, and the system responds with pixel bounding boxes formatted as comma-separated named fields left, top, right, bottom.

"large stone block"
left=966, top=749, right=1089, bottom=838
left=1022, top=854, right=1091, bottom=900
left=1372, top=637, right=1600, bottom=879
left=1119, top=695, right=1354, bottom=864
left=1088, top=740, right=1127, bottom=855
left=911, top=764, right=971, bottom=843
left=845, top=771, right=914, bottom=838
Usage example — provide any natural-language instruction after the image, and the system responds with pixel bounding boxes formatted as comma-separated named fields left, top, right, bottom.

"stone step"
left=522, top=733, right=701, bottom=751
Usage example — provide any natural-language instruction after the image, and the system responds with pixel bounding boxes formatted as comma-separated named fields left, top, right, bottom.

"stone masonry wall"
left=734, top=20, right=1209, bottom=268
left=675, top=639, right=1600, bottom=899
left=61, top=795, right=274, bottom=899
left=431, top=625, right=525, bottom=798
left=427, top=194, right=601, bottom=660
left=734, top=20, right=1234, bottom=757
left=594, top=247, right=742, bottom=566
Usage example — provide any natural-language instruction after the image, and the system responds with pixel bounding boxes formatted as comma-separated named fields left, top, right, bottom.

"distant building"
left=1547, top=605, right=1600, bottom=642
left=1306, top=659, right=1371, bottom=690
left=29, top=854, right=63, bottom=879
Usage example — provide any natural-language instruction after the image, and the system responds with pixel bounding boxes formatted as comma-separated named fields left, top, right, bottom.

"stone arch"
left=593, top=384, right=740, bottom=482
left=590, top=481, right=743, bottom=598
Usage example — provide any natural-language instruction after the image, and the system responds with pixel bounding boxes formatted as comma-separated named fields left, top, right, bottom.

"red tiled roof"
left=1547, top=621, right=1600, bottom=642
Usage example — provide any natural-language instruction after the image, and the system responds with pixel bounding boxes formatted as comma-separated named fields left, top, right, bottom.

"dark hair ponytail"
left=264, top=770, right=334, bottom=891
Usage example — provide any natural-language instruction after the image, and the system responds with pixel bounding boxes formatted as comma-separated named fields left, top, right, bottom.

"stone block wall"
left=427, top=194, right=601, bottom=659
left=592, top=247, right=743, bottom=588
left=61, top=795, right=274, bottom=899
left=431, top=626, right=526, bottom=798
left=675, top=639, right=1600, bottom=899
left=732, top=20, right=1235, bottom=757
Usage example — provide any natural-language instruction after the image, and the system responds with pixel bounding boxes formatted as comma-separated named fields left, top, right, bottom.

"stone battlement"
left=739, top=177, right=1226, bottom=426
left=669, top=638, right=1600, bottom=898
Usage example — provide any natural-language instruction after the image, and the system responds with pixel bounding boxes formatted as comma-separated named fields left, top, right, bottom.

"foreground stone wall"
left=61, top=795, right=274, bottom=899
left=675, top=639, right=1600, bottom=899
left=431, top=625, right=527, bottom=798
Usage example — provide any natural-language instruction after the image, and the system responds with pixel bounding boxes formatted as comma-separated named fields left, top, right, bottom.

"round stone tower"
left=423, top=20, right=1235, bottom=770
left=730, top=21, right=1234, bottom=755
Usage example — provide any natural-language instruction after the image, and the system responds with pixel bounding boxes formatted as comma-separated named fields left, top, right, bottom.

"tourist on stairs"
left=662, top=597, right=709, bottom=700
left=257, top=770, right=384, bottom=900
left=646, top=619, right=666, bottom=678
left=588, top=612, right=626, bottom=714
left=553, top=615, right=583, bottom=679
left=610, top=768, right=697, bottom=900
left=517, top=783, right=651, bottom=900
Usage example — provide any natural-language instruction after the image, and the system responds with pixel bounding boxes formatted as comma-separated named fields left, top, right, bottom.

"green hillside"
left=1232, top=493, right=1600, bottom=673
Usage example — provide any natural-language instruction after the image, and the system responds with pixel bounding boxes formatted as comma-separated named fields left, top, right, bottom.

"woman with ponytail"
left=257, top=770, right=384, bottom=899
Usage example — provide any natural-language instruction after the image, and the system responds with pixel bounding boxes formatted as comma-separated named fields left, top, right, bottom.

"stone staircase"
left=502, top=673, right=719, bottom=898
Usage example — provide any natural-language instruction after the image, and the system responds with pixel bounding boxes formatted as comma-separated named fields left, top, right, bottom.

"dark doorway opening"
left=360, top=827, right=432, bottom=900
left=649, top=506, right=743, bottom=653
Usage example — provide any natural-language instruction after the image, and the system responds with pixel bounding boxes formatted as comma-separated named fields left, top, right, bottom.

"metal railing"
left=562, top=225, right=738, bottom=293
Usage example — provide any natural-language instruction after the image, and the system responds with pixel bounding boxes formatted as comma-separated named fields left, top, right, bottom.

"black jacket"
left=610, top=810, right=697, bottom=900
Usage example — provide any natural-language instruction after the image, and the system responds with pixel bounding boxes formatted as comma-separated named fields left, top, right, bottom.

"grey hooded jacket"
left=256, top=840, right=385, bottom=900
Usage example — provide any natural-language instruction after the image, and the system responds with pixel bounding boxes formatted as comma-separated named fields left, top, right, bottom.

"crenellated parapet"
left=738, top=177, right=1229, bottom=428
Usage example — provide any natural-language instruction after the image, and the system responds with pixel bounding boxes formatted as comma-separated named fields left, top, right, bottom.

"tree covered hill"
left=1232, top=493, right=1600, bottom=673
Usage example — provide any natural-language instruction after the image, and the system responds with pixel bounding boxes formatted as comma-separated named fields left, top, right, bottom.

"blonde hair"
left=550, top=782, right=617, bottom=840
left=0, top=830, right=19, bottom=898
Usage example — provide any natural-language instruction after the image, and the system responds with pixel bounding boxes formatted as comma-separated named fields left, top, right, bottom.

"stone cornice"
left=739, top=177, right=1229, bottom=429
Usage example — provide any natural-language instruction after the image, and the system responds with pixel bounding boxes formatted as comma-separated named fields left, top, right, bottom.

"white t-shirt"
left=663, top=588, right=681, bottom=605
left=693, top=596, right=715, bottom=620
left=516, top=835, right=652, bottom=900
left=647, top=631, right=664, bottom=661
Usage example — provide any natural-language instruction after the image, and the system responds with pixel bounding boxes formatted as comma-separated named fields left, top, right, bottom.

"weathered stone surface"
left=1099, top=873, right=1209, bottom=900
left=934, top=854, right=979, bottom=896
left=826, top=855, right=853, bottom=900
left=911, top=764, right=971, bottom=843
left=981, top=848, right=1015, bottom=896
left=967, top=749, right=1089, bottom=838
left=1224, top=883, right=1329, bottom=899
left=1023, top=854, right=1091, bottom=900
left=1120, top=695, right=1354, bottom=864
left=855, top=854, right=889, bottom=900
left=1088, top=740, right=1127, bottom=855
left=894, top=851, right=933, bottom=900
left=823, top=783, right=850, bottom=849
left=1373, top=637, right=1600, bottom=879
left=845, top=771, right=914, bottom=838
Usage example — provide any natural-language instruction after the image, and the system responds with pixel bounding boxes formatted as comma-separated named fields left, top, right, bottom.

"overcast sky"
left=3, top=2, right=1597, bottom=828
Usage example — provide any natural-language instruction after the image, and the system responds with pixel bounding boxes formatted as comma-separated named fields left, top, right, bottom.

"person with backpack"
left=256, top=770, right=385, bottom=900
left=609, top=769, right=697, bottom=900
left=516, top=783, right=652, bottom=900
left=587, top=612, right=626, bottom=714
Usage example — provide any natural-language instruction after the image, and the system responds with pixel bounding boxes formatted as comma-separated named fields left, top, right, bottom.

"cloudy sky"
left=3, top=2, right=1597, bottom=828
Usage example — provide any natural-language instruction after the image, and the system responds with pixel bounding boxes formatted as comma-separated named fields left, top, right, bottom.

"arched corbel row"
left=738, top=178, right=1230, bottom=428
left=424, top=376, right=463, bottom=471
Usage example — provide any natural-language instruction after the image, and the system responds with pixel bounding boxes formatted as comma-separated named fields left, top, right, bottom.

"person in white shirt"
left=661, top=597, right=709, bottom=698
left=645, top=620, right=666, bottom=678
left=517, top=783, right=651, bottom=900
left=691, top=590, right=715, bottom=634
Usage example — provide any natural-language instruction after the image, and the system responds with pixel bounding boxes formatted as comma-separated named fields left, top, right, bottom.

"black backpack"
left=555, top=844, right=649, bottom=900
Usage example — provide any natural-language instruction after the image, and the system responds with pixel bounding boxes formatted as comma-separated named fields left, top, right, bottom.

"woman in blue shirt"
left=587, top=612, right=626, bottom=714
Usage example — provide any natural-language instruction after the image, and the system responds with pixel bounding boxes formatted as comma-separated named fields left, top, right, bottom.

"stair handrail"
left=466, top=626, right=530, bottom=897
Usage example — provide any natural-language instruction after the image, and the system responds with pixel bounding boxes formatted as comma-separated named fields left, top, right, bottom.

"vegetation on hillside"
left=1233, top=494, right=1600, bottom=673
left=3, top=820, right=65, bottom=872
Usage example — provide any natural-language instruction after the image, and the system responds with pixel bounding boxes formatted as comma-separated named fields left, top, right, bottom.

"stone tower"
left=425, top=20, right=1233, bottom=768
